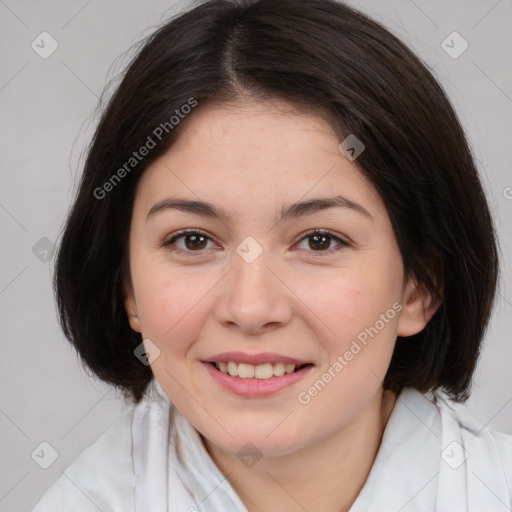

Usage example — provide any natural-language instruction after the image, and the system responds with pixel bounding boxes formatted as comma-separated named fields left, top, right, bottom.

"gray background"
left=0, top=0, right=511, bottom=510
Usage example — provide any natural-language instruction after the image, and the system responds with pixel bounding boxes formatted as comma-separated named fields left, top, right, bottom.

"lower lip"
left=202, top=362, right=314, bottom=398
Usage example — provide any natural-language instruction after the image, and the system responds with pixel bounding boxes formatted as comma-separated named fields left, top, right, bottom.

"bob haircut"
left=54, top=0, right=499, bottom=404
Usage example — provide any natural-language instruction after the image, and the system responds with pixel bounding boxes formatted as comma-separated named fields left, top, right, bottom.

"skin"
left=124, top=98, right=440, bottom=512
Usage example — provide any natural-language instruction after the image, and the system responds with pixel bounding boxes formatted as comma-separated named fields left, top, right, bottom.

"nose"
left=214, top=248, right=294, bottom=335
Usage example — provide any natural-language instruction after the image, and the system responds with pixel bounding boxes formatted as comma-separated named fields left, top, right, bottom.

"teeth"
left=284, top=364, right=295, bottom=374
left=215, top=361, right=301, bottom=379
left=227, top=361, right=238, bottom=377
left=255, top=363, right=273, bottom=379
left=273, top=362, right=285, bottom=376
left=238, top=363, right=255, bottom=378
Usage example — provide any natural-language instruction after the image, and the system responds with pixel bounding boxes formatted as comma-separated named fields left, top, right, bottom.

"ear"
left=124, top=283, right=141, bottom=333
left=397, top=276, right=442, bottom=337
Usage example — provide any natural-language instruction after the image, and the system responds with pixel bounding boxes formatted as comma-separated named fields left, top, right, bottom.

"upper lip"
left=204, top=351, right=313, bottom=366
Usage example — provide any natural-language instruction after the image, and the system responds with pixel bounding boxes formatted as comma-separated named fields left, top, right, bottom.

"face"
left=124, top=98, right=436, bottom=458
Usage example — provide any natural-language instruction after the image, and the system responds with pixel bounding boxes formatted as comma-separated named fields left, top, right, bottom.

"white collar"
left=132, top=381, right=510, bottom=512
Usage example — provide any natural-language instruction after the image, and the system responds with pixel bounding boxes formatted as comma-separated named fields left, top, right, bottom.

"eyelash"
left=163, top=229, right=349, bottom=257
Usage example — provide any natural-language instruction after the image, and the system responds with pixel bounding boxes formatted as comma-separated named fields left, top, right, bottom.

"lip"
left=202, top=361, right=314, bottom=398
left=203, top=351, right=312, bottom=366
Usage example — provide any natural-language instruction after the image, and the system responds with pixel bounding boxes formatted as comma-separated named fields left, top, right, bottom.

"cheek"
left=302, top=271, right=397, bottom=336
left=133, top=263, right=214, bottom=353
left=298, top=267, right=402, bottom=378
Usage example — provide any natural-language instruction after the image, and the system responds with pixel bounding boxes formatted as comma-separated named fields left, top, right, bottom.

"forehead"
left=134, top=99, right=383, bottom=221
left=168, top=98, right=341, bottom=164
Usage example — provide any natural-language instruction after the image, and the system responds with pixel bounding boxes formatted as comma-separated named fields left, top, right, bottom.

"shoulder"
left=32, top=406, right=136, bottom=512
left=489, top=429, right=512, bottom=500
left=435, top=394, right=512, bottom=505
left=439, top=396, right=512, bottom=463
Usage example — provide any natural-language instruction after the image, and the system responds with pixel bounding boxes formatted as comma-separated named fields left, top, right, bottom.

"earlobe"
left=397, top=277, right=442, bottom=337
left=124, top=285, right=142, bottom=333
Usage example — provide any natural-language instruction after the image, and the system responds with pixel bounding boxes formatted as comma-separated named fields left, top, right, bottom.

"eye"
left=163, top=228, right=349, bottom=257
left=163, top=230, right=218, bottom=254
left=295, top=229, right=349, bottom=255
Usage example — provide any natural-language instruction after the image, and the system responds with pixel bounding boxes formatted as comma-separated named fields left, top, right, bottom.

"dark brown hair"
left=54, top=0, right=499, bottom=403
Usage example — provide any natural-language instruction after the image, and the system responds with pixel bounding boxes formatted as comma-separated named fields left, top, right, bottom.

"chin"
left=211, top=435, right=302, bottom=459
left=200, top=419, right=310, bottom=460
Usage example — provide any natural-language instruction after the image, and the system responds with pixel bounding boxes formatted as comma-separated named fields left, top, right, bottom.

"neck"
left=202, top=388, right=398, bottom=512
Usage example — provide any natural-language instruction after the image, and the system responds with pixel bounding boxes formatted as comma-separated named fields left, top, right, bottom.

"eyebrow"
left=146, top=195, right=372, bottom=223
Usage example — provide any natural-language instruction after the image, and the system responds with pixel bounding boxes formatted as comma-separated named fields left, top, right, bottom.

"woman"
left=33, top=0, right=511, bottom=510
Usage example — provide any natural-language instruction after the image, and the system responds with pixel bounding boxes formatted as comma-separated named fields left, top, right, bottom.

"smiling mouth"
left=209, top=361, right=313, bottom=380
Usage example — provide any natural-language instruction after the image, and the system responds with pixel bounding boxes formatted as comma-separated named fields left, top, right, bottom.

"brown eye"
left=295, top=229, right=348, bottom=255
left=308, top=233, right=332, bottom=251
left=182, top=233, right=208, bottom=250
left=164, top=230, right=216, bottom=253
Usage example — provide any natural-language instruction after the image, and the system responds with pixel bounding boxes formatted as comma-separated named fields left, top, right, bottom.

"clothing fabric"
left=32, top=380, right=512, bottom=512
